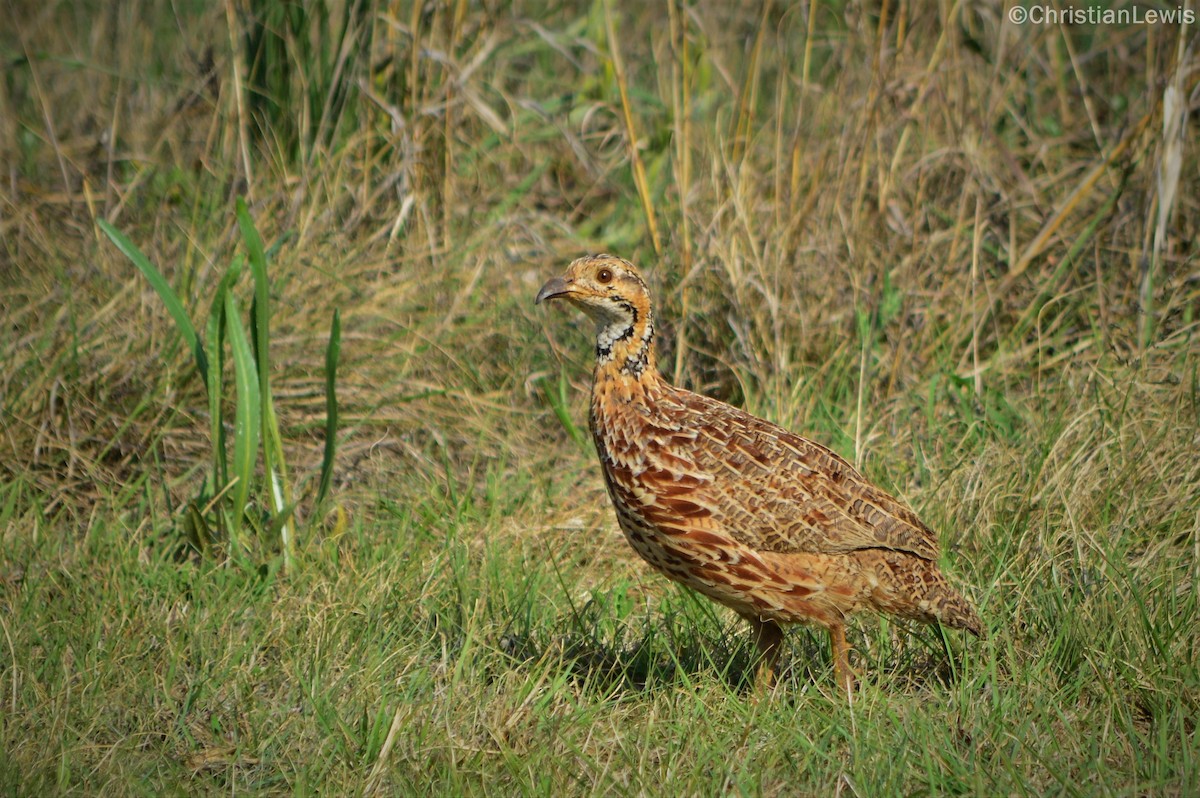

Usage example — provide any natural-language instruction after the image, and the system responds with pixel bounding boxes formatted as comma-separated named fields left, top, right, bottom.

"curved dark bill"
left=534, top=276, right=570, bottom=305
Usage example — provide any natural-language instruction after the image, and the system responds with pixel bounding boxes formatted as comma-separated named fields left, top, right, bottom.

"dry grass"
left=2, top=1, right=1198, bottom=794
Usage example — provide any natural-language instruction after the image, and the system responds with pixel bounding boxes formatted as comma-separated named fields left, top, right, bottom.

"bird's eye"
left=596, top=268, right=613, bottom=284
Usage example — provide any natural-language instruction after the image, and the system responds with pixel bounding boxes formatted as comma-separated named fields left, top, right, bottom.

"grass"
left=2, top=0, right=1198, bottom=794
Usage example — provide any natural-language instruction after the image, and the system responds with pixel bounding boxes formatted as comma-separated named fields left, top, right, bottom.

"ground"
left=1, top=1, right=1197, bottom=794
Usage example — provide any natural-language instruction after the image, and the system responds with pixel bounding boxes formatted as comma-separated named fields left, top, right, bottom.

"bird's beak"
left=534, top=276, right=571, bottom=305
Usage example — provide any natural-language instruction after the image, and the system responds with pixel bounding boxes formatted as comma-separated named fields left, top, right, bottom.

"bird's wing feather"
left=646, top=387, right=941, bottom=561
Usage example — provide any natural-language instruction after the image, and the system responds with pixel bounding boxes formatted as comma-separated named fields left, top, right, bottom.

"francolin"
left=536, top=254, right=982, bottom=693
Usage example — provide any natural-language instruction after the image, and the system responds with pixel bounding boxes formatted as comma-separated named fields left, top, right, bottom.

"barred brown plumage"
left=536, top=254, right=982, bottom=693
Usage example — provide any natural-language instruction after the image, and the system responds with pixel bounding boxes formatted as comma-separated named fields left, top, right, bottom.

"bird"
left=535, top=254, right=982, bottom=693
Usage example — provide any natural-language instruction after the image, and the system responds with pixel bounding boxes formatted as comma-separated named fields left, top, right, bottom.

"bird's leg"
left=829, top=624, right=855, bottom=695
left=749, top=617, right=784, bottom=692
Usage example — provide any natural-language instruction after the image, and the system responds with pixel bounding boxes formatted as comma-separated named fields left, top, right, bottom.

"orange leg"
left=748, top=617, right=784, bottom=691
left=829, top=623, right=855, bottom=695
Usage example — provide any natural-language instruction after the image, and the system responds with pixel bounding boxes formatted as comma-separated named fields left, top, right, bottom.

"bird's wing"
left=647, top=388, right=941, bottom=561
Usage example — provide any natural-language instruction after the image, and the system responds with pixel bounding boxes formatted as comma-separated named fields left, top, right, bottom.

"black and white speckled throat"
left=594, top=299, right=638, bottom=363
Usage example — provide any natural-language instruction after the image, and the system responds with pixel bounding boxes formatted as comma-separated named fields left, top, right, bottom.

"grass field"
left=3, top=1, right=1198, bottom=794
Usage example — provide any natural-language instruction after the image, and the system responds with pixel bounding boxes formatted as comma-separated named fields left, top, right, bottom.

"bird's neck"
left=593, top=302, right=657, bottom=384
left=589, top=312, right=665, bottom=455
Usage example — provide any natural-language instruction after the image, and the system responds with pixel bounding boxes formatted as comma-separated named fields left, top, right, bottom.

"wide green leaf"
left=317, top=308, right=341, bottom=507
left=204, top=257, right=244, bottom=497
left=224, top=292, right=260, bottom=549
left=236, top=199, right=293, bottom=568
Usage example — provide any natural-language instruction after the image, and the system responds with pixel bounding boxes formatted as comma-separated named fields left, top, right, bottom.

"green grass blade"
left=541, top=367, right=587, bottom=450
left=224, top=292, right=261, bottom=552
left=204, top=291, right=226, bottom=499
left=184, top=500, right=212, bottom=555
left=235, top=198, right=269, bottom=374
left=316, top=308, right=341, bottom=507
left=237, top=198, right=293, bottom=568
left=265, top=502, right=299, bottom=547
left=98, top=219, right=208, bottom=383
left=204, top=257, right=244, bottom=499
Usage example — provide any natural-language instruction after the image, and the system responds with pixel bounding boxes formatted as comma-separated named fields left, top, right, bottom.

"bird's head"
left=535, top=254, right=656, bottom=373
